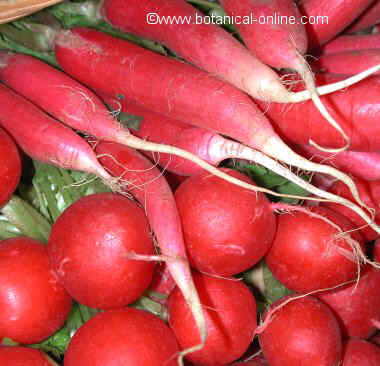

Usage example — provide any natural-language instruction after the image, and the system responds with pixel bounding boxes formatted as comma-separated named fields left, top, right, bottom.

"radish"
left=167, top=271, right=257, bottom=366
left=259, top=295, right=342, bottom=366
left=220, top=0, right=349, bottom=152
left=48, top=192, right=155, bottom=309
left=232, top=357, right=268, bottom=366
left=64, top=308, right=179, bottom=366
left=322, top=34, right=380, bottom=54
left=296, top=144, right=380, bottom=181
left=317, top=265, right=380, bottom=338
left=322, top=178, right=380, bottom=242
left=0, top=83, right=113, bottom=186
left=266, top=206, right=366, bottom=293
left=174, top=168, right=276, bottom=276
left=0, top=51, right=282, bottom=200
left=0, top=237, right=72, bottom=344
left=347, top=1, right=380, bottom=33
left=0, top=127, right=21, bottom=208
left=54, top=27, right=379, bottom=231
left=342, top=339, right=380, bottom=365
left=299, top=0, right=374, bottom=48
left=314, top=49, right=380, bottom=76
left=95, top=142, right=207, bottom=359
left=0, top=346, right=57, bottom=366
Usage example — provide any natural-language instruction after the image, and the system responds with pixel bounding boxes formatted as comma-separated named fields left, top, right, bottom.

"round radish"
left=266, top=206, right=364, bottom=293
left=64, top=308, right=179, bottom=366
left=0, top=127, right=21, bottom=208
left=48, top=193, right=155, bottom=309
left=317, top=265, right=380, bottom=338
left=259, top=296, right=342, bottom=366
left=168, top=272, right=257, bottom=366
left=0, top=346, right=56, bottom=365
left=175, top=169, right=276, bottom=276
left=342, top=339, right=380, bottom=366
left=0, top=237, right=72, bottom=344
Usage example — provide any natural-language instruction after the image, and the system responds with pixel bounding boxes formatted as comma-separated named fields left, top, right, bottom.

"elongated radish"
left=296, top=144, right=380, bottom=181
left=100, top=0, right=378, bottom=104
left=221, top=0, right=348, bottom=152
left=0, top=51, right=309, bottom=202
left=322, top=34, right=380, bottom=55
left=54, top=28, right=379, bottom=231
left=94, top=141, right=206, bottom=361
left=347, top=0, right=380, bottom=33
left=314, top=49, right=380, bottom=75
left=299, top=0, right=374, bottom=48
left=0, top=127, right=21, bottom=208
left=0, top=83, right=112, bottom=184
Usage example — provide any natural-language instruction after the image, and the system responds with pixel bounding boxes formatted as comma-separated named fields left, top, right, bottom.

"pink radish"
left=0, top=346, right=57, bottom=366
left=347, top=1, right=380, bottom=33
left=174, top=168, right=276, bottom=276
left=168, top=271, right=257, bottom=366
left=53, top=27, right=378, bottom=231
left=0, top=237, right=72, bottom=344
left=259, top=295, right=342, bottom=366
left=342, top=339, right=380, bottom=366
left=0, top=127, right=21, bottom=208
left=299, top=0, right=374, bottom=48
left=322, top=34, right=380, bottom=54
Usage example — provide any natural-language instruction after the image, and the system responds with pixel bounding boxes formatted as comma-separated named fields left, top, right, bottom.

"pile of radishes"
left=0, top=0, right=380, bottom=364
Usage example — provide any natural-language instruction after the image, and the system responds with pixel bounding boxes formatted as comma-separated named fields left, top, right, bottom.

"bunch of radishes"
left=0, top=0, right=380, bottom=365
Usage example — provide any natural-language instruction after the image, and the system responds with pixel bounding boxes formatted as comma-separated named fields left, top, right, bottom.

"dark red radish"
left=374, top=239, right=380, bottom=261
left=299, top=0, right=374, bottom=48
left=296, top=144, right=380, bottom=181
left=168, top=272, right=257, bottom=366
left=317, top=265, right=380, bottom=338
left=95, top=142, right=207, bottom=351
left=266, top=206, right=365, bottom=293
left=0, top=83, right=112, bottom=184
left=322, top=34, right=380, bottom=54
left=0, top=346, right=56, bottom=365
left=0, top=237, right=72, bottom=344
left=64, top=308, right=179, bottom=366
left=347, top=1, right=380, bottom=33
left=314, top=49, right=380, bottom=76
left=48, top=193, right=155, bottom=309
left=221, top=0, right=349, bottom=152
left=232, top=355, right=268, bottom=365
left=259, top=295, right=342, bottom=366
left=0, top=127, right=21, bottom=208
left=175, top=168, right=276, bottom=276
left=322, top=178, right=380, bottom=241
left=54, top=27, right=378, bottom=231
left=0, top=51, right=269, bottom=195
left=342, top=339, right=380, bottom=365
left=148, top=263, right=176, bottom=303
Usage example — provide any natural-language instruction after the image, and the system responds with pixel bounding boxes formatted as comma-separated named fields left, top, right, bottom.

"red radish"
left=375, top=239, right=380, bottom=261
left=0, top=127, right=21, bottom=207
left=64, top=308, right=179, bottom=366
left=168, top=272, right=257, bottom=366
left=48, top=192, right=155, bottom=309
left=322, top=34, right=380, bottom=54
left=317, top=265, right=380, bottom=338
left=299, top=0, right=374, bottom=48
left=232, top=357, right=268, bottom=366
left=0, top=237, right=72, bottom=344
left=260, top=73, right=380, bottom=152
left=0, top=51, right=278, bottom=199
left=95, top=142, right=207, bottom=354
left=347, top=1, right=380, bottom=33
left=266, top=206, right=365, bottom=293
left=259, top=295, right=342, bottom=366
left=0, top=346, right=56, bottom=365
left=0, top=83, right=112, bottom=184
left=54, top=28, right=378, bottom=231
left=322, top=178, right=380, bottom=242
left=342, top=339, right=380, bottom=365
left=175, top=168, right=276, bottom=276
left=296, top=144, right=380, bottom=181
left=221, top=0, right=349, bottom=152
left=148, top=263, right=176, bottom=303
left=314, top=49, right=380, bottom=75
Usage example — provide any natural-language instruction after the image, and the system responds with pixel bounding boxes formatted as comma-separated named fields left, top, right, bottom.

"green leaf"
left=262, top=262, right=293, bottom=304
left=66, top=303, right=100, bottom=338
left=117, top=112, right=143, bottom=131
left=0, top=216, right=22, bottom=240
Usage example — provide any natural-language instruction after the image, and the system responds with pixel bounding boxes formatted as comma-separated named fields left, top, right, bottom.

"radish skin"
left=54, top=28, right=379, bottom=231
left=322, top=34, right=380, bottom=54
left=342, top=339, right=380, bottom=365
left=347, top=1, right=380, bottom=33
